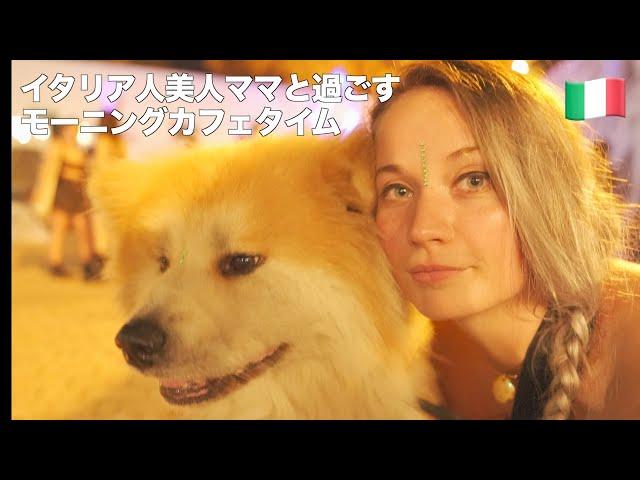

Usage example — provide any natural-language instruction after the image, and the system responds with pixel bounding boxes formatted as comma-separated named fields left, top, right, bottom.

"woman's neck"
left=450, top=296, right=547, bottom=374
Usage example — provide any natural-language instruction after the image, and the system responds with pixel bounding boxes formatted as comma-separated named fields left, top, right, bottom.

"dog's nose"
left=115, top=319, right=166, bottom=370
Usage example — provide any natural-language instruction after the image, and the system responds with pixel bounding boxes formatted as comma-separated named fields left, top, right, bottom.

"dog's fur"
left=88, top=130, right=440, bottom=419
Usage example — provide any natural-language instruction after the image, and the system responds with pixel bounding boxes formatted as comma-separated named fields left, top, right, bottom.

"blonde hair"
left=369, top=60, right=630, bottom=419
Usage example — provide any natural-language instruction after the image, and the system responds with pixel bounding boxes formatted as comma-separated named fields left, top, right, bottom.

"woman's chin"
left=407, top=293, right=472, bottom=322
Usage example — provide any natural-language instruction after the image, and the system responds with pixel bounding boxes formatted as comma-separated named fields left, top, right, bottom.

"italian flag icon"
left=565, top=78, right=626, bottom=120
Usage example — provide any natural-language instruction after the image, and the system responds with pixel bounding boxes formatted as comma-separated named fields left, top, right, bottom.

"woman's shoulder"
left=603, top=259, right=640, bottom=416
left=573, top=259, right=639, bottom=418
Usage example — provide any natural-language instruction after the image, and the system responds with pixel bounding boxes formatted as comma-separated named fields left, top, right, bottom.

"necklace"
left=494, top=305, right=554, bottom=406
left=492, top=372, right=519, bottom=403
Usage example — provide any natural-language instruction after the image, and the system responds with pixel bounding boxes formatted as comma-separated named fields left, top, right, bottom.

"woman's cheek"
left=375, top=206, right=408, bottom=262
left=462, top=201, right=525, bottom=288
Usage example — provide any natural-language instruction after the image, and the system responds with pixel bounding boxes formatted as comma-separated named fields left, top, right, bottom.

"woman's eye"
left=158, top=255, right=170, bottom=273
left=219, top=254, right=265, bottom=277
left=457, top=172, right=491, bottom=192
left=380, top=183, right=413, bottom=201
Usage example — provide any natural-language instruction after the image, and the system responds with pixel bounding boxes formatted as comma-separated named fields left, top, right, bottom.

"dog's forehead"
left=138, top=199, right=253, bottom=249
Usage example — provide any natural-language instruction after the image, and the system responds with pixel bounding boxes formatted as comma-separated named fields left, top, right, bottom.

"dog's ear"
left=321, top=127, right=376, bottom=216
left=87, top=158, right=151, bottom=236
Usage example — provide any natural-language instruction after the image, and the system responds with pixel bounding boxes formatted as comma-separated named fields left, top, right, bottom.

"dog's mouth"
left=159, top=343, right=289, bottom=406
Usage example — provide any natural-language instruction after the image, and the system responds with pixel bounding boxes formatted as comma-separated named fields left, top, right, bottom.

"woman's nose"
left=409, top=186, right=455, bottom=246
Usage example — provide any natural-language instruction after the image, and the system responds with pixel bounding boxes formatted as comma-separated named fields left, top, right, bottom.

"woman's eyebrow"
left=447, top=146, right=480, bottom=161
left=375, top=164, right=407, bottom=178
left=375, top=146, right=481, bottom=178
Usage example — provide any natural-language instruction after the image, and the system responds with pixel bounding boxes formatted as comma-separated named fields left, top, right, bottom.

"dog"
left=88, top=130, right=441, bottom=419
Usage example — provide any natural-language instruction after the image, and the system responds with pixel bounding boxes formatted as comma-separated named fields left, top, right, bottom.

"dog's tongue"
left=161, top=378, right=207, bottom=389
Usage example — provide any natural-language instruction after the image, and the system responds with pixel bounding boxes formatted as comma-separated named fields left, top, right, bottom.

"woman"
left=369, top=60, right=640, bottom=419
left=30, top=123, right=103, bottom=280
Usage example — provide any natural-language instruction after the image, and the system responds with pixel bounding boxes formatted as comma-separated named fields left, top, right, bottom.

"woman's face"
left=373, top=87, right=526, bottom=320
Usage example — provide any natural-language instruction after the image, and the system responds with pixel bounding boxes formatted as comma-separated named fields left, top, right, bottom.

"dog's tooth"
left=162, top=379, right=188, bottom=389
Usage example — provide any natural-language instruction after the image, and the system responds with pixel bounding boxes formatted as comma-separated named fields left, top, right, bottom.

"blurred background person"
left=30, top=123, right=104, bottom=280
left=91, top=112, right=127, bottom=167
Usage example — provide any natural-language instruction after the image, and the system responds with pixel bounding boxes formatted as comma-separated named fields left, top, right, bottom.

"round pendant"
left=492, top=374, right=517, bottom=404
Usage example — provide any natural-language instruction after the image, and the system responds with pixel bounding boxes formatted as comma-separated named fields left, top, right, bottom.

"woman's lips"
left=409, top=265, right=467, bottom=284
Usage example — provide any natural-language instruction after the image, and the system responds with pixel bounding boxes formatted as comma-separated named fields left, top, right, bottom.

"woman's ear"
left=320, top=127, right=376, bottom=217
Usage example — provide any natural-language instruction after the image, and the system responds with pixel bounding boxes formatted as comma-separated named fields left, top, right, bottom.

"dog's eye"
left=346, top=203, right=363, bottom=214
left=158, top=255, right=170, bottom=273
left=219, top=254, right=265, bottom=277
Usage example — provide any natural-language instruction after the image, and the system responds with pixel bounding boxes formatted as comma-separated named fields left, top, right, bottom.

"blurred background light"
left=76, top=123, right=95, bottom=147
left=12, top=116, right=32, bottom=144
left=511, top=60, right=530, bottom=75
